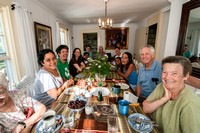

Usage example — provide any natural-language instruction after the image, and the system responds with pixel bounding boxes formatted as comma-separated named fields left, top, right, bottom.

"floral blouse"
left=0, top=90, right=41, bottom=133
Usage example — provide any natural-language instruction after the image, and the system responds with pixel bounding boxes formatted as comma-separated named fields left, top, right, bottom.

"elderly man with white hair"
left=136, top=45, right=162, bottom=103
left=0, top=72, right=46, bottom=133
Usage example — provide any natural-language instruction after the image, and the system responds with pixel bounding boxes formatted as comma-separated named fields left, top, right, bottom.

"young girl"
left=118, top=52, right=137, bottom=91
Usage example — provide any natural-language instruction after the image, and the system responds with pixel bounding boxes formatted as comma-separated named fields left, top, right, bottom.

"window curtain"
left=15, top=5, right=38, bottom=76
left=190, top=29, right=200, bottom=56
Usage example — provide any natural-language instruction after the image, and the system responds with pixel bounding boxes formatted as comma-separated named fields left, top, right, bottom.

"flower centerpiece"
left=87, top=53, right=111, bottom=84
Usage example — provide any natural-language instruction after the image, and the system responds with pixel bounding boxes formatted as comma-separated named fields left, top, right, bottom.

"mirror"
left=176, top=0, right=200, bottom=78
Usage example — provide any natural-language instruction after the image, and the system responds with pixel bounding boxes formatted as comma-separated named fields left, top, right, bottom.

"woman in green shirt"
left=143, top=56, right=200, bottom=133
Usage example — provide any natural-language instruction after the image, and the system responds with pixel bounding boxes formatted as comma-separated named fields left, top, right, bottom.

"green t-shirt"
left=57, top=58, right=70, bottom=80
left=183, top=50, right=192, bottom=58
left=147, top=83, right=200, bottom=133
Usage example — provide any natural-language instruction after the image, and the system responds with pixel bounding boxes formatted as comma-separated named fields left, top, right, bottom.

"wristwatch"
left=18, top=121, right=26, bottom=128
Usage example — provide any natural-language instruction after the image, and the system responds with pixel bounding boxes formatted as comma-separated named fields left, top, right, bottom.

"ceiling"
left=37, top=0, right=170, bottom=24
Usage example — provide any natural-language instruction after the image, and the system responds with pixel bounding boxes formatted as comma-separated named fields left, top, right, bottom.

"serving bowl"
left=91, top=102, right=115, bottom=123
left=67, top=98, right=87, bottom=112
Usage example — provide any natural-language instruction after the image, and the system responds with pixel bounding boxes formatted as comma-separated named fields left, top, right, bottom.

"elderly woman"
left=69, top=48, right=85, bottom=77
left=0, top=72, right=46, bottom=132
left=143, top=56, right=200, bottom=133
left=34, top=49, right=74, bottom=108
left=118, top=52, right=137, bottom=90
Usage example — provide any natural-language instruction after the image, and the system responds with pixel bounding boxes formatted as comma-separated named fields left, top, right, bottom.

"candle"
left=107, top=19, right=109, bottom=25
left=110, top=19, right=112, bottom=27
left=102, top=21, right=105, bottom=27
left=98, top=18, right=101, bottom=26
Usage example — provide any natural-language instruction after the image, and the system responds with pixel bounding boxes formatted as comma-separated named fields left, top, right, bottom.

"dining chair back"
left=137, top=62, right=143, bottom=74
left=16, top=75, right=36, bottom=97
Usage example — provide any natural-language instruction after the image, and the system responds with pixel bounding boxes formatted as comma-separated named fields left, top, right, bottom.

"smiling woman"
left=33, top=49, right=74, bottom=108
left=143, top=56, right=200, bottom=133
left=0, top=72, right=46, bottom=133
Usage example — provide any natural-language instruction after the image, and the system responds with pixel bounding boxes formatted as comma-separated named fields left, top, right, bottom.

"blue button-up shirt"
left=137, top=61, right=162, bottom=97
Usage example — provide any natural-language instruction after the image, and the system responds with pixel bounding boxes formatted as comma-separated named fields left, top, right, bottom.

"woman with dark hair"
left=143, top=56, right=200, bottom=133
left=33, top=49, right=74, bottom=108
left=118, top=52, right=137, bottom=91
left=69, top=48, right=85, bottom=77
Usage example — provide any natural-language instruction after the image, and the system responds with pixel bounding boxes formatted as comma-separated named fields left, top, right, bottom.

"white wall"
left=72, top=23, right=138, bottom=57
left=12, top=0, right=73, bottom=79
left=15, top=0, right=73, bottom=52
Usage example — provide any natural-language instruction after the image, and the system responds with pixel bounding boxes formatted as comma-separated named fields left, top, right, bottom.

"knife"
left=128, top=118, right=155, bottom=123
left=130, top=119, right=159, bottom=127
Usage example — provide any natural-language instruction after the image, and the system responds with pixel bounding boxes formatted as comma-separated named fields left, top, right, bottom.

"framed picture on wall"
left=105, top=27, right=129, bottom=49
left=34, top=22, right=52, bottom=54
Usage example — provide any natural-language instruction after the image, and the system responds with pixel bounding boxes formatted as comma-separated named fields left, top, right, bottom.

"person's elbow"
left=37, top=103, right=47, bottom=116
left=142, top=100, right=151, bottom=113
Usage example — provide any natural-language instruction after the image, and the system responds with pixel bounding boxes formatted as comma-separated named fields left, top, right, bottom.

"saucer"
left=36, top=115, right=63, bottom=133
left=117, top=83, right=129, bottom=89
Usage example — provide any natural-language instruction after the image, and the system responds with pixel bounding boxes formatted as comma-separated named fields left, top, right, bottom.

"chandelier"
left=98, top=0, right=112, bottom=29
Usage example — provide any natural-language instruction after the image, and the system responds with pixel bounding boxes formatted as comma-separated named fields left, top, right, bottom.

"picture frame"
left=105, top=27, right=129, bottom=49
left=34, top=22, right=52, bottom=54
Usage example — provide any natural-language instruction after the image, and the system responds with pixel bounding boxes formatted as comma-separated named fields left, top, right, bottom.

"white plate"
left=128, top=113, right=153, bottom=133
left=75, top=73, right=85, bottom=78
left=64, top=86, right=79, bottom=95
left=74, top=89, right=89, bottom=97
left=117, top=83, right=129, bottom=89
left=92, top=87, right=110, bottom=96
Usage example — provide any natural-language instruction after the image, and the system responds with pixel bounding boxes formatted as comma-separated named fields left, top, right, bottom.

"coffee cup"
left=111, top=85, right=120, bottom=94
left=118, top=100, right=129, bottom=115
left=42, top=110, right=56, bottom=129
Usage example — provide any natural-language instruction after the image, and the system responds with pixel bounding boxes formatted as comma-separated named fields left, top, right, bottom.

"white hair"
left=0, top=72, right=8, bottom=90
left=140, top=45, right=155, bottom=55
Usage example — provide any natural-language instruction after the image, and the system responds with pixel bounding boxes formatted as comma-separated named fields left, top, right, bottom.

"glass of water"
left=62, top=110, right=74, bottom=128
left=107, top=117, right=118, bottom=133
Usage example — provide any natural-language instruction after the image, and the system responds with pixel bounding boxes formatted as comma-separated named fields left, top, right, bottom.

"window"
left=59, top=24, right=68, bottom=46
left=0, top=9, right=14, bottom=86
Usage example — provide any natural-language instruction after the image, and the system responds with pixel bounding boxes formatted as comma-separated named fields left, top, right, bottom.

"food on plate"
left=68, top=98, right=86, bottom=109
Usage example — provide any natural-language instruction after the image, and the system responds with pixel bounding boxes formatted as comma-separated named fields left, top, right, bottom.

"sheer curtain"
left=56, top=21, right=61, bottom=50
left=15, top=5, right=38, bottom=76
left=190, top=29, right=200, bottom=56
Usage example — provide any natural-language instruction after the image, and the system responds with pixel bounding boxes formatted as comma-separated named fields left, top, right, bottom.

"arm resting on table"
left=47, top=80, right=74, bottom=98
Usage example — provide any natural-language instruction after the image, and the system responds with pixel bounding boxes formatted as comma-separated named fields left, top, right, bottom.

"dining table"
left=31, top=70, right=159, bottom=133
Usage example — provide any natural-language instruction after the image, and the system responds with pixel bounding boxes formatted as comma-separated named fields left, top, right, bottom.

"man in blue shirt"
left=136, top=45, right=162, bottom=103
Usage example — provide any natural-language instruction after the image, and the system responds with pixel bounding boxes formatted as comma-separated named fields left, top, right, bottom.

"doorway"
left=83, top=33, right=97, bottom=58
left=80, top=29, right=100, bottom=59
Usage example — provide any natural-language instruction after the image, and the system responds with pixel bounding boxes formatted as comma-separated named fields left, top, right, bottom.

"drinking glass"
left=62, top=110, right=74, bottom=128
left=107, top=117, right=118, bottom=133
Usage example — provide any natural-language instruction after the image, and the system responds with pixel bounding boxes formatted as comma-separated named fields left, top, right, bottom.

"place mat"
left=106, top=71, right=124, bottom=80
